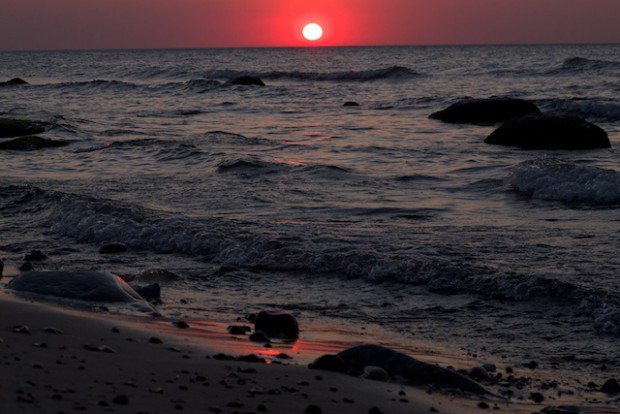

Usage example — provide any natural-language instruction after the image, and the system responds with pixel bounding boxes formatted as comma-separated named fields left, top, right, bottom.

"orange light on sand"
left=302, top=23, right=323, bottom=41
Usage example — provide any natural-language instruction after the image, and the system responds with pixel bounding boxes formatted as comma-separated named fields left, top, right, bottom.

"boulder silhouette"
left=485, top=112, right=610, bottom=150
left=227, top=76, right=265, bottom=86
left=254, top=311, right=299, bottom=340
left=429, top=98, right=540, bottom=125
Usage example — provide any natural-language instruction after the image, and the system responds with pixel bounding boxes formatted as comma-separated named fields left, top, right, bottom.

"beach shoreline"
left=0, top=290, right=548, bottom=414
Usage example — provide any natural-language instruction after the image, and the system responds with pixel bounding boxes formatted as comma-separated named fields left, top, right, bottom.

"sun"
left=302, top=23, right=323, bottom=41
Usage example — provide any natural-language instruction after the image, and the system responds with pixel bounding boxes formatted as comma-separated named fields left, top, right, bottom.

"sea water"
left=1, top=45, right=620, bottom=390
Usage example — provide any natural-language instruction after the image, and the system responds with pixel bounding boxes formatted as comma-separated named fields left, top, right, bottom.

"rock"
left=24, top=250, right=48, bottom=261
left=600, top=378, right=620, bottom=394
left=468, top=366, right=488, bottom=380
left=0, top=118, right=49, bottom=138
left=173, top=320, right=190, bottom=329
left=343, top=101, right=360, bottom=107
left=254, top=311, right=299, bottom=340
left=0, top=258, right=3, bottom=278
left=485, top=112, right=610, bottom=150
left=429, top=98, right=540, bottom=125
left=132, top=283, right=161, bottom=303
left=227, top=76, right=265, bottom=86
left=227, top=325, right=250, bottom=335
left=530, top=392, right=545, bottom=403
left=249, top=331, right=271, bottom=343
left=308, top=354, right=346, bottom=372
left=19, top=262, right=34, bottom=272
left=6, top=271, right=156, bottom=312
left=481, top=363, right=496, bottom=373
left=362, top=366, right=390, bottom=382
left=0, top=136, right=68, bottom=151
left=304, top=404, right=322, bottom=414
left=336, top=345, right=492, bottom=396
left=99, top=242, right=128, bottom=254
left=0, top=78, right=28, bottom=86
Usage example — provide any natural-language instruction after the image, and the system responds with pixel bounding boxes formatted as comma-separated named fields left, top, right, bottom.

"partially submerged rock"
left=0, top=136, right=68, bottom=151
left=0, top=118, right=50, bottom=138
left=429, top=98, right=540, bottom=125
left=227, top=76, right=265, bottom=87
left=0, top=78, right=28, bottom=86
left=485, top=112, right=611, bottom=150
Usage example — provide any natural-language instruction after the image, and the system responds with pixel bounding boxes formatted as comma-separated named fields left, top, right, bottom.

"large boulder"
left=0, top=136, right=68, bottom=151
left=254, top=311, right=299, bottom=340
left=485, top=112, right=611, bottom=150
left=429, top=98, right=540, bottom=125
left=0, top=118, right=49, bottom=138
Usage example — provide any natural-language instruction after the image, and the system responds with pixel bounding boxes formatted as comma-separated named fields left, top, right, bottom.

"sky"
left=1, top=0, right=620, bottom=51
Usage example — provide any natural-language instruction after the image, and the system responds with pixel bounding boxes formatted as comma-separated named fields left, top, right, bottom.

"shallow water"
left=1, top=45, right=620, bottom=395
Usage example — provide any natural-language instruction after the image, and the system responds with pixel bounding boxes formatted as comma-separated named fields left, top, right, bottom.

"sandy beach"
left=0, top=290, right=549, bottom=414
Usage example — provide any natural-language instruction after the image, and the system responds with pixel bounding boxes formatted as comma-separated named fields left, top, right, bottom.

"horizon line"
left=2, top=41, right=619, bottom=54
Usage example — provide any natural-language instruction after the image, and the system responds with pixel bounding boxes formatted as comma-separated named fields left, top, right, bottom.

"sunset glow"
left=0, top=0, right=619, bottom=50
left=302, top=23, right=323, bottom=41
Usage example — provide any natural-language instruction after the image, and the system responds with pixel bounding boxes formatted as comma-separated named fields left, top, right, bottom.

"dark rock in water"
left=429, top=98, right=540, bottom=125
left=343, top=101, right=360, bottom=107
left=0, top=118, right=49, bottom=138
left=600, top=378, right=620, bottom=394
left=7, top=271, right=149, bottom=303
left=99, top=242, right=128, bottom=254
left=254, top=311, right=299, bottom=340
left=173, top=320, right=189, bottom=329
left=24, top=250, right=48, bottom=261
left=336, top=345, right=492, bottom=396
left=530, top=392, right=545, bottom=403
left=0, top=136, right=68, bottom=151
left=0, top=78, right=28, bottom=86
left=485, top=112, right=611, bottom=150
left=0, top=258, right=4, bottom=278
left=227, top=76, right=265, bottom=86
left=132, top=283, right=161, bottom=303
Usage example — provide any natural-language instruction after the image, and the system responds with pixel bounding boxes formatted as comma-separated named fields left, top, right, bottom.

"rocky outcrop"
left=485, top=112, right=611, bottom=150
left=429, top=98, right=540, bottom=125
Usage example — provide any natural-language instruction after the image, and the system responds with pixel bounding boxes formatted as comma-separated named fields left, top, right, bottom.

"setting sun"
left=302, top=23, right=323, bottom=41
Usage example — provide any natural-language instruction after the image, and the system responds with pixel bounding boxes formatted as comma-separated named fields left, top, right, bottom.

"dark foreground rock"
left=343, top=101, right=360, bottom=107
left=0, top=118, right=49, bottom=138
left=0, top=78, right=28, bottom=86
left=485, top=112, right=611, bottom=150
left=227, top=76, right=265, bottom=86
left=311, top=344, right=492, bottom=396
left=0, top=136, right=68, bottom=151
left=254, top=311, right=299, bottom=340
left=429, top=98, right=540, bottom=125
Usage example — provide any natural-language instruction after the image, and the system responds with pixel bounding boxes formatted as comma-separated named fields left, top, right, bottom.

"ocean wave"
left=204, top=65, right=421, bottom=82
left=536, top=98, right=620, bottom=122
left=45, top=79, right=141, bottom=91
left=2, top=183, right=616, bottom=335
left=184, top=78, right=222, bottom=93
left=548, top=56, right=620, bottom=75
left=507, top=158, right=620, bottom=205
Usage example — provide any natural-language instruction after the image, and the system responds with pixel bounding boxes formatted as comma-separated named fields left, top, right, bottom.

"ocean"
left=1, top=45, right=620, bottom=390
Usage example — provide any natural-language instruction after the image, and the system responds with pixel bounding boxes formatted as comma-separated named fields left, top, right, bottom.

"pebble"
left=149, top=337, right=163, bottom=344
left=112, top=395, right=129, bottom=405
left=369, top=407, right=384, bottom=414
left=469, top=366, right=488, bottom=380
left=600, top=378, right=620, bottom=394
left=12, top=325, right=31, bottom=335
left=529, top=392, right=544, bottom=403
left=304, top=404, right=322, bottom=414
left=44, top=327, right=63, bottom=334
left=174, top=321, right=190, bottom=329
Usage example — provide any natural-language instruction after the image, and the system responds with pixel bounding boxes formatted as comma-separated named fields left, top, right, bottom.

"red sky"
left=1, top=0, right=619, bottom=50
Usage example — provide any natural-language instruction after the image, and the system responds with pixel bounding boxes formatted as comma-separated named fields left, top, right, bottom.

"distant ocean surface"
left=1, top=45, right=620, bottom=384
